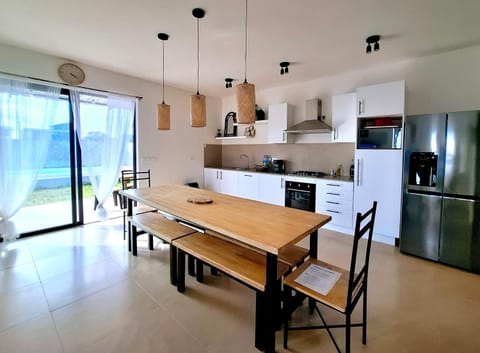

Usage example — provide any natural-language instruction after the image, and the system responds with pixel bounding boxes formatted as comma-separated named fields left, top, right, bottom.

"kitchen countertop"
left=206, top=166, right=353, bottom=183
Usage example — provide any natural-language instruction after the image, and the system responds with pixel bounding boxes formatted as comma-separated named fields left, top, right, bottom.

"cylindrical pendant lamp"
left=236, top=82, right=255, bottom=124
left=236, top=0, right=256, bottom=124
left=190, top=8, right=206, bottom=128
left=157, top=32, right=170, bottom=130
left=190, top=94, right=206, bottom=127
left=157, top=103, right=170, bottom=130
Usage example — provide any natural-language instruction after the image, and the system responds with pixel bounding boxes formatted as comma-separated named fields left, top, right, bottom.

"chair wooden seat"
left=283, top=201, right=377, bottom=353
left=284, top=258, right=350, bottom=313
left=173, top=232, right=290, bottom=292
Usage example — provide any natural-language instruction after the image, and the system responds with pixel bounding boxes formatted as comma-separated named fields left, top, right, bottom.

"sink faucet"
left=240, top=154, right=249, bottom=169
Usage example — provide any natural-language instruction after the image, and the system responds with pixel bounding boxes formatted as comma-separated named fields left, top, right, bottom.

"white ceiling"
left=1, top=0, right=480, bottom=98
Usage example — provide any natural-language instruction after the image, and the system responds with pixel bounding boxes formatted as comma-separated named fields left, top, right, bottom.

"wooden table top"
left=120, top=184, right=331, bottom=255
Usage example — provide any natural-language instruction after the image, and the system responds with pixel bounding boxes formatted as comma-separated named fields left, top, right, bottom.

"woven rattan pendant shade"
left=157, top=32, right=170, bottom=130
left=236, top=0, right=255, bottom=125
left=157, top=103, right=170, bottom=130
left=190, top=94, right=206, bottom=127
left=190, top=8, right=206, bottom=128
left=236, top=82, right=255, bottom=124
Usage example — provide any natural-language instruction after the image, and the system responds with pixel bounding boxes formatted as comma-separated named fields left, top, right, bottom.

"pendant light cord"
left=162, top=39, right=165, bottom=104
left=196, top=17, right=200, bottom=95
left=243, top=0, right=248, bottom=84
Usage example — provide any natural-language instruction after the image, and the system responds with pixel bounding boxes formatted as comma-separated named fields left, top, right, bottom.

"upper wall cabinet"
left=331, top=92, right=356, bottom=143
left=356, top=80, right=405, bottom=117
left=268, top=103, right=295, bottom=143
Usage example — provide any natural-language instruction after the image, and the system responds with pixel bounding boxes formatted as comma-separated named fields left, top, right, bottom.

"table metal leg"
left=170, top=245, right=178, bottom=286
left=255, top=252, right=278, bottom=353
left=127, top=198, right=133, bottom=252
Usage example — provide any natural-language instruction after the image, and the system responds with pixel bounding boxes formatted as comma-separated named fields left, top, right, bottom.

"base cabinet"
left=238, top=172, right=260, bottom=201
left=316, top=179, right=353, bottom=231
left=259, top=174, right=285, bottom=206
left=204, top=168, right=238, bottom=196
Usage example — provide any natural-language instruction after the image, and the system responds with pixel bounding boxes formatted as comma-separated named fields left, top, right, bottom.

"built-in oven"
left=285, top=180, right=316, bottom=212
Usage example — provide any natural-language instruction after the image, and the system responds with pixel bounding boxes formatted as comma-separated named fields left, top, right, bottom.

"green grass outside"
left=25, top=184, right=96, bottom=206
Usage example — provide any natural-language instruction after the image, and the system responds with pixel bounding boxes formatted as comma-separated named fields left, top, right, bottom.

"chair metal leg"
left=283, top=286, right=292, bottom=349
left=148, top=234, right=154, bottom=250
left=346, top=313, right=351, bottom=353
left=362, top=288, right=368, bottom=344
left=187, top=255, right=196, bottom=276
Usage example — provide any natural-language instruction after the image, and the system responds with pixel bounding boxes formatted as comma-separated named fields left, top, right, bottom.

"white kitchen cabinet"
left=354, top=149, right=402, bottom=244
left=316, top=179, right=353, bottom=229
left=331, top=92, right=356, bottom=143
left=238, top=172, right=260, bottom=201
left=259, top=174, right=285, bottom=206
left=203, top=168, right=238, bottom=196
left=356, top=80, right=405, bottom=117
left=268, top=103, right=295, bottom=143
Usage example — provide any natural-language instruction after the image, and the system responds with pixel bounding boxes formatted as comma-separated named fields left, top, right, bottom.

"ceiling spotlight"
left=366, top=35, right=380, bottom=54
left=280, top=61, right=290, bottom=75
left=225, top=78, right=233, bottom=88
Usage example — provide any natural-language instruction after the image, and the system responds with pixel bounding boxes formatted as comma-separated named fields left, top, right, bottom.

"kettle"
left=272, top=159, right=286, bottom=174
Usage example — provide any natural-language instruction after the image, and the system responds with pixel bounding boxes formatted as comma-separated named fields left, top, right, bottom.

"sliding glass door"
left=0, top=77, right=135, bottom=239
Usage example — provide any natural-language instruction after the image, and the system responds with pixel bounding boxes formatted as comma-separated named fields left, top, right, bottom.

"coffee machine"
left=271, top=159, right=286, bottom=174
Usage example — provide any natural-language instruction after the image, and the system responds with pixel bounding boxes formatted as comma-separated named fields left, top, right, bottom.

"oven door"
left=285, top=181, right=316, bottom=212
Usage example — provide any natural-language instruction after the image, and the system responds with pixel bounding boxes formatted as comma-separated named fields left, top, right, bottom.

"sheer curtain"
left=72, top=91, right=135, bottom=218
left=0, top=78, right=61, bottom=240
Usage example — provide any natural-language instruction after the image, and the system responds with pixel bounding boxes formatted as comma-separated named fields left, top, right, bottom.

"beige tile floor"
left=1, top=218, right=479, bottom=353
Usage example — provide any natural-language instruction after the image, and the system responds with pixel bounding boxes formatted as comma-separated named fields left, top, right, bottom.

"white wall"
left=221, top=44, right=480, bottom=130
left=0, top=43, right=220, bottom=187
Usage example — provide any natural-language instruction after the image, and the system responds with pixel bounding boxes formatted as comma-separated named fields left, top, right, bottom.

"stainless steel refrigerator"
left=401, top=111, right=480, bottom=273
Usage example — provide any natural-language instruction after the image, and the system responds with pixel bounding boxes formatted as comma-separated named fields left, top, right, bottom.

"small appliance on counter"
left=271, top=158, right=286, bottom=174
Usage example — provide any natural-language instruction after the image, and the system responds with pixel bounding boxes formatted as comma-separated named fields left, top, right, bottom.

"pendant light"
left=190, top=8, right=206, bottom=128
left=157, top=32, right=170, bottom=130
left=236, top=0, right=255, bottom=124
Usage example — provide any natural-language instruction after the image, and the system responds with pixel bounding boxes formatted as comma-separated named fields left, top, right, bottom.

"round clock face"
left=58, top=63, right=85, bottom=85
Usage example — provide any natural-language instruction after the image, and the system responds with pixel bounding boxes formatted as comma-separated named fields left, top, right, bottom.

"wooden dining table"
left=120, top=184, right=331, bottom=353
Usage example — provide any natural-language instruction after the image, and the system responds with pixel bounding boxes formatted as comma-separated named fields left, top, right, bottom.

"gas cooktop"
left=288, top=170, right=329, bottom=177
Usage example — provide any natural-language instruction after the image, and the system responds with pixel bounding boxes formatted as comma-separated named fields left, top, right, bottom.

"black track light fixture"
left=225, top=78, right=233, bottom=88
left=366, top=35, right=380, bottom=54
left=280, top=61, right=290, bottom=75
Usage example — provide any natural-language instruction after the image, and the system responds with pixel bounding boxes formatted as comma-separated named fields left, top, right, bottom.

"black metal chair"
left=283, top=201, right=377, bottom=353
left=120, top=169, right=151, bottom=239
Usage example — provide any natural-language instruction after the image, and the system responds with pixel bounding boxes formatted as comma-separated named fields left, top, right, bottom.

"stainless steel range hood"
left=285, top=99, right=332, bottom=134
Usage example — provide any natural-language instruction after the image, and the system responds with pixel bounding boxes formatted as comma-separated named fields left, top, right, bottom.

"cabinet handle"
left=326, top=209, right=340, bottom=214
left=216, top=171, right=219, bottom=179
left=281, top=178, right=285, bottom=189
left=356, top=159, right=360, bottom=186
left=326, top=183, right=340, bottom=187
left=243, top=174, right=252, bottom=177
left=333, top=128, right=337, bottom=141
left=326, top=201, right=340, bottom=205
left=327, top=192, right=340, bottom=196
left=282, top=132, right=286, bottom=142
left=358, top=100, right=362, bottom=115
left=220, top=171, right=223, bottom=180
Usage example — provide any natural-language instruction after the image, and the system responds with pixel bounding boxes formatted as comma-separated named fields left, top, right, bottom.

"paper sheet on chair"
left=294, top=264, right=341, bottom=296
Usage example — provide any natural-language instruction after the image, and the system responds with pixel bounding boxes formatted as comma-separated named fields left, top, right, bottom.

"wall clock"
left=57, top=63, right=85, bottom=85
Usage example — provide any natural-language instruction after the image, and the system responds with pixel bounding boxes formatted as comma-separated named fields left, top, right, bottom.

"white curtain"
left=0, top=78, right=61, bottom=240
left=72, top=91, right=135, bottom=218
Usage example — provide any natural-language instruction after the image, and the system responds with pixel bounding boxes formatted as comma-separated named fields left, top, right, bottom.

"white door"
left=332, top=92, right=356, bottom=142
left=238, top=172, right=259, bottom=200
left=259, top=174, right=285, bottom=206
left=219, top=169, right=239, bottom=196
left=354, top=149, right=402, bottom=240
left=356, top=80, right=405, bottom=117
left=204, top=168, right=220, bottom=192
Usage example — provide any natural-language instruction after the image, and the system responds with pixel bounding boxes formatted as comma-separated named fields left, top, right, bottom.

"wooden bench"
left=129, top=212, right=197, bottom=284
left=173, top=232, right=290, bottom=292
left=204, top=229, right=309, bottom=270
